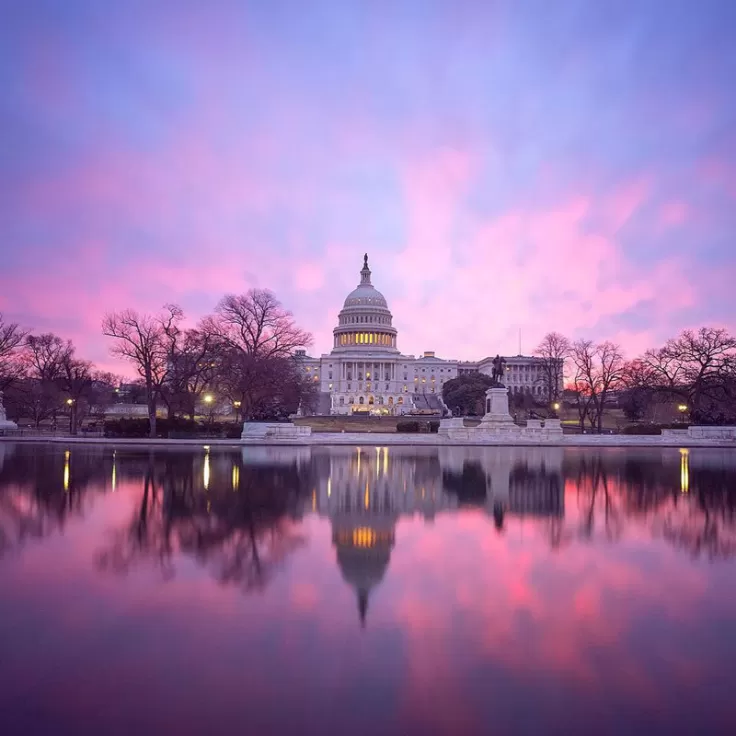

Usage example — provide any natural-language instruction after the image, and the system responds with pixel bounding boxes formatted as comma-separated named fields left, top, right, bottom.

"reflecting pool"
left=1, top=443, right=736, bottom=735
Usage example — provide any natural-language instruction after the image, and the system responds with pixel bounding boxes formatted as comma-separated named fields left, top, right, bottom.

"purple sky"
left=1, top=0, right=735, bottom=373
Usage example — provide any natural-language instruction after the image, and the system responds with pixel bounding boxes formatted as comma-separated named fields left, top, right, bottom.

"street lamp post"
left=66, top=398, right=76, bottom=435
left=203, top=394, right=215, bottom=428
left=678, top=404, right=688, bottom=423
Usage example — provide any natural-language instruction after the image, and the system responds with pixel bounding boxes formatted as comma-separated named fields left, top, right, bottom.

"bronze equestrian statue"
left=491, top=354, right=507, bottom=386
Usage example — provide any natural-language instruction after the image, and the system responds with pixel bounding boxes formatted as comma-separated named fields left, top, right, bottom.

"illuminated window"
left=397, top=397, right=404, bottom=404
left=369, top=396, right=374, bottom=405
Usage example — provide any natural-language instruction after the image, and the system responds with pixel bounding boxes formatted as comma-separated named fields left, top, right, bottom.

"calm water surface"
left=1, top=442, right=735, bottom=735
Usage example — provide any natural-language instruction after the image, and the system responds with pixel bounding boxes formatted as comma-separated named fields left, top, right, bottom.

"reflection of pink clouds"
left=3, top=473, right=736, bottom=733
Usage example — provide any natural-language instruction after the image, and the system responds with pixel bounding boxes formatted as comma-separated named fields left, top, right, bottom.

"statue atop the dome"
left=491, top=354, right=507, bottom=386
left=363, top=253, right=368, bottom=269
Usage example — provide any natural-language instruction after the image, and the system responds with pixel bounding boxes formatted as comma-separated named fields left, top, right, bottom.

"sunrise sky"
left=2, top=0, right=735, bottom=374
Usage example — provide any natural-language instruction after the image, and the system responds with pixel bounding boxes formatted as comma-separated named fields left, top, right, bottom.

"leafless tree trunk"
left=0, top=314, right=28, bottom=392
left=102, top=305, right=183, bottom=438
left=534, top=332, right=570, bottom=404
left=571, top=339, right=625, bottom=433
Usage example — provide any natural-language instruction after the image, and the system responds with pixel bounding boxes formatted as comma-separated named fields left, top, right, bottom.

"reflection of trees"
left=0, top=446, right=111, bottom=556
left=97, top=453, right=308, bottom=591
left=556, top=451, right=736, bottom=559
left=656, top=464, right=736, bottom=560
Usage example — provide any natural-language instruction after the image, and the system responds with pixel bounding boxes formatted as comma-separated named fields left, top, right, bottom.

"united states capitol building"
left=297, top=255, right=552, bottom=415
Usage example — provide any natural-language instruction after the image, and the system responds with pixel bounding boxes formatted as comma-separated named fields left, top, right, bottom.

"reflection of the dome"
left=313, top=446, right=566, bottom=625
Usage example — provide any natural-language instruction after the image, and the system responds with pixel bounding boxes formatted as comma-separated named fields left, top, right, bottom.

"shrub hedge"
left=104, top=418, right=242, bottom=439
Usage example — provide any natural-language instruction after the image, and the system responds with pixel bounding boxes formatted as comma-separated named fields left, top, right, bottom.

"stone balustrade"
left=242, top=422, right=312, bottom=441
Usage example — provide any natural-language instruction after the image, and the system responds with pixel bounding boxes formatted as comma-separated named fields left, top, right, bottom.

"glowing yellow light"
left=327, top=476, right=332, bottom=497
left=356, top=446, right=362, bottom=476
left=375, top=446, right=380, bottom=476
left=553, top=402, right=560, bottom=411
left=680, top=448, right=689, bottom=493
left=203, top=448, right=210, bottom=491
left=111, top=464, right=116, bottom=492
left=66, top=398, right=74, bottom=406
left=678, top=404, right=688, bottom=412
left=233, top=400, right=242, bottom=408
left=383, top=447, right=388, bottom=474
left=232, top=464, right=239, bottom=491
left=203, top=394, right=214, bottom=404
left=312, top=488, right=317, bottom=511
left=364, top=480, right=370, bottom=509
left=352, top=527, right=376, bottom=547
left=63, top=450, right=70, bottom=492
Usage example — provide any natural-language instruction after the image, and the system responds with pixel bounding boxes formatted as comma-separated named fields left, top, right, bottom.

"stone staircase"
left=412, top=392, right=444, bottom=414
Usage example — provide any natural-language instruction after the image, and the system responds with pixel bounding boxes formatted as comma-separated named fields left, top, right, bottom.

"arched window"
left=378, top=396, right=384, bottom=405
left=348, top=397, right=354, bottom=404
left=339, top=397, right=344, bottom=405
left=397, top=396, right=404, bottom=405
left=388, top=397, right=394, bottom=405
left=368, top=396, right=374, bottom=405
left=359, top=396, right=365, bottom=404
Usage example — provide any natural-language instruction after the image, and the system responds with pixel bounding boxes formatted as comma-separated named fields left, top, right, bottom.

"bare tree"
left=210, top=289, right=312, bottom=358
left=534, top=332, right=570, bottom=404
left=201, top=290, right=314, bottom=420
left=640, top=327, right=736, bottom=422
left=0, top=314, right=28, bottom=391
left=10, top=333, right=72, bottom=428
left=102, top=305, right=183, bottom=437
left=59, top=355, right=94, bottom=435
left=571, top=339, right=626, bottom=433
left=161, top=327, right=218, bottom=420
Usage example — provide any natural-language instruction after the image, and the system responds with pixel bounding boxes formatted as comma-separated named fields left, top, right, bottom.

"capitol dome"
left=342, top=283, right=388, bottom=309
left=332, top=254, right=398, bottom=352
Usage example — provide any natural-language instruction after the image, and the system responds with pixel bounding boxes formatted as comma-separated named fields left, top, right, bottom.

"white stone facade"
left=297, top=256, right=561, bottom=416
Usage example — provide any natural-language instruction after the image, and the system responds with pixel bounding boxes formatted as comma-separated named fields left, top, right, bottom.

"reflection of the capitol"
left=307, top=445, right=566, bottom=625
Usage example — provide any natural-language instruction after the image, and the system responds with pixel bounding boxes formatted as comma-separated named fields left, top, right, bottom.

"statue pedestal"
left=478, top=387, right=515, bottom=430
left=0, top=393, right=18, bottom=433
